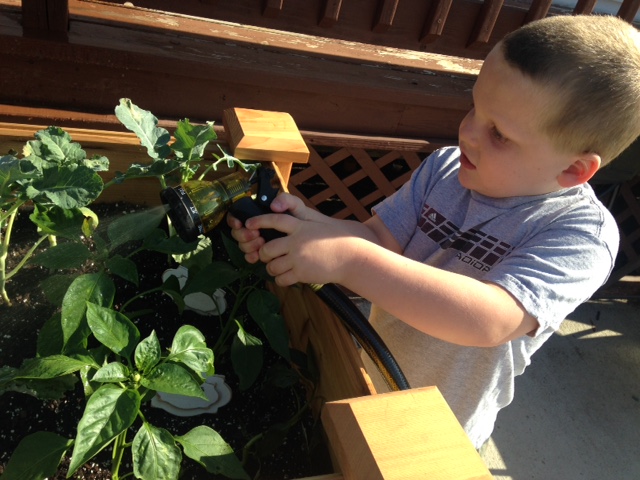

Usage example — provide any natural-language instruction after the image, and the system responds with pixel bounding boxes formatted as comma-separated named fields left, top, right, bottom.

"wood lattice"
left=289, top=135, right=442, bottom=221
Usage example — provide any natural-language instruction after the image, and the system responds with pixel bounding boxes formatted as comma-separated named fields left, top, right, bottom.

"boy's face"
left=457, top=46, right=581, bottom=198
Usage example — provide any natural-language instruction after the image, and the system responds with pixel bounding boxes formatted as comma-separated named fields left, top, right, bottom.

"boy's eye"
left=490, top=126, right=507, bottom=143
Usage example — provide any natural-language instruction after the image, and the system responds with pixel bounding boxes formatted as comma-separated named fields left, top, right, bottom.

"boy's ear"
left=557, top=153, right=601, bottom=188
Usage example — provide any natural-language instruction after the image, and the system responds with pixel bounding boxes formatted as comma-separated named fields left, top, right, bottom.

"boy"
left=228, top=15, right=640, bottom=449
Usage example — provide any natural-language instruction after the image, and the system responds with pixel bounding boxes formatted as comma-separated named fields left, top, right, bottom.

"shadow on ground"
left=482, top=297, right=640, bottom=479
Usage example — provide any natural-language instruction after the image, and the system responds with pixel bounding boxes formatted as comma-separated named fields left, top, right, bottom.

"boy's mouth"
left=459, top=150, right=477, bottom=170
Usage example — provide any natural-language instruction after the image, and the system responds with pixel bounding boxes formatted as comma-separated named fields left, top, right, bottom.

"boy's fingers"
left=236, top=235, right=264, bottom=254
left=226, top=212, right=243, bottom=229
left=270, top=192, right=303, bottom=214
left=244, top=251, right=261, bottom=264
left=246, top=212, right=298, bottom=234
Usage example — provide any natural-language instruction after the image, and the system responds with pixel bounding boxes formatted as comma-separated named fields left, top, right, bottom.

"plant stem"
left=111, top=430, right=128, bottom=480
left=211, top=274, right=254, bottom=355
left=5, top=234, right=48, bottom=281
left=0, top=204, right=21, bottom=305
left=120, top=287, right=164, bottom=313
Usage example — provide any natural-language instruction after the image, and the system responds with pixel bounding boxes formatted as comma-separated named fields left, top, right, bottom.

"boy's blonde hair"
left=502, top=15, right=640, bottom=165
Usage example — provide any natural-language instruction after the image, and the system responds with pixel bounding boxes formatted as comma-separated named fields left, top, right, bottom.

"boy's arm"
left=336, top=221, right=539, bottom=347
left=230, top=194, right=538, bottom=348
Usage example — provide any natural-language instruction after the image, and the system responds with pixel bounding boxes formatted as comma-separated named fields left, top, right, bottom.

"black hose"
left=310, top=283, right=411, bottom=392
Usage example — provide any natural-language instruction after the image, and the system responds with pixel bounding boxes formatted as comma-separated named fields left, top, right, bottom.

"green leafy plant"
left=1, top=209, right=250, bottom=479
left=112, top=98, right=254, bottom=189
left=0, top=127, right=107, bottom=305
left=1, top=104, right=321, bottom=478
left=2, top=323, right=249, bottom=480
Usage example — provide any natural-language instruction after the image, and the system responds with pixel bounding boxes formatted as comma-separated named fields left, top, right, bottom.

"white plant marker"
left=151, top=374, right=233, bottom=416
left=162, top=266, right=227, bottom=316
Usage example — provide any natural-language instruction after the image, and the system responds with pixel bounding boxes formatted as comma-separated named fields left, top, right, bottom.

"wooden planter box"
left=0, top=117, right=490, bottom=479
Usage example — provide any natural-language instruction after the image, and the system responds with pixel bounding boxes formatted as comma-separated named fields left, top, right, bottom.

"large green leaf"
left=247, top=289, right=290, bottom=361
left=67, top=385, right=141, bottom=476
left=61, top=273, right=115, bottom=353
left=13, top=355, right=90, bottom=380
left=176, top=426, right=249, bottom=480
left=0, top=154, right=35, bottom=201
left=25, top=165, right=104, bottom=209
left=115, top=98, right=171, bottom=160
left=0, top=431, right=73, bottom=480
left=1, top=358, right=78, bottom=400
left=86, top=302, right=140, bottom=358
left=29, top=205, right=99, bottom=239
left=24, top=127, right=85, bottom=165
left=105, top=254, right=138, bottom=286
left=36, top=313, right=65, bottom=356
left=112, top=158, right=182, bottom=183
left=166, top=325, right=213, bottom=376
left=231, top=322, right=263, bottom=391
left=132, top=422, right=181, bottom=480
left=172, top=119, right=217, bottom=162
left=0, top=374, right=77, bottom=401
left=141, top=363, right=207, bottom=400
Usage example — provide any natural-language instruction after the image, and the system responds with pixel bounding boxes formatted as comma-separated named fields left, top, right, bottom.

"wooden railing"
left=16, top=0, right=640, bottom=60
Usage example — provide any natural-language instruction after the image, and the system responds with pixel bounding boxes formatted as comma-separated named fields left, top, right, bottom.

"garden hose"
left=310, top=283, right=411, bottom=392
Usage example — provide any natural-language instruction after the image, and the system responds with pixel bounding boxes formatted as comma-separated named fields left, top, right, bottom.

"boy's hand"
left=226, top=193, right=311, bottom=266
left=227, top=193, right=351, bottom=286
left=226, top=211, right=265, bottom=264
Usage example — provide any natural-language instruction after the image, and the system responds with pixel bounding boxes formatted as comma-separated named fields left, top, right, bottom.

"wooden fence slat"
left=320, top=0, right=342, bottom=27
left=617, top=0, right=640, bottom=22
left=524, top=0, right=553, bottom=23
left=264, top=0, right=284, bottom=18
left=467, top=0, right=505, bottom=48
left=22, top=0, right=68, bottom=39
left=373, top=0, right=400, bottom=33
left=420, top=0, right=453, bottom=43
left=573, top=0, right=598, bottom=14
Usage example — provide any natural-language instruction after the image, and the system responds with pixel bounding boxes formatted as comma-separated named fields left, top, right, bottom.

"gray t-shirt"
left=366, top=146, right=619, bottom=448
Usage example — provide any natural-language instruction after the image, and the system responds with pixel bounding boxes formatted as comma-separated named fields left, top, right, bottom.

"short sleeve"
left=486, top=220, right=619, bottom=333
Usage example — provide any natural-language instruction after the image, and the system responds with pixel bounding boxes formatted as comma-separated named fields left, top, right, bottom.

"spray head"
left=160, top=170, right=256, bottom=243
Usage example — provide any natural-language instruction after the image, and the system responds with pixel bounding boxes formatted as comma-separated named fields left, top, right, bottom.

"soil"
left=0, top=203, right=333, bottom=480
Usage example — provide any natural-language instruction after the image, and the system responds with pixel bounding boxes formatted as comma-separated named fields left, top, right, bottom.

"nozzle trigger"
left=228, top=197, right=285, bottom=242
left=255, top=167, right=280, bottom=209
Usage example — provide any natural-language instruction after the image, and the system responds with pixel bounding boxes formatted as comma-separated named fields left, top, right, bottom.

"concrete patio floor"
left=480, top=289, right=640, bottom=479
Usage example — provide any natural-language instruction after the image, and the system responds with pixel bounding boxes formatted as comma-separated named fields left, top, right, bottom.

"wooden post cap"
left=222, top=108, right=310, bottom=164
left=321, top=386, right=492, bottom=480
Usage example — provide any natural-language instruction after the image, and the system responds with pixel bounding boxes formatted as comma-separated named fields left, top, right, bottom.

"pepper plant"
left=112, top=99, right=285, bottom=390
left=0, top=208, right=250, bottom=480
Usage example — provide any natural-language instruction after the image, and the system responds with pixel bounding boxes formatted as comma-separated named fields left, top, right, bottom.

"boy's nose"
left=458, top=109, right=477, bottom=146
